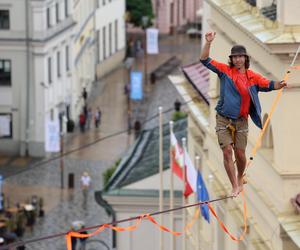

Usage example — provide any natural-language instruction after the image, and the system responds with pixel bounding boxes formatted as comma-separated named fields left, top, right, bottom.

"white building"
left=0, top=0, right=75, bottom=157
left=95, top=0, right=126, bottom=78
left=71, top=0, right=96, bottom=117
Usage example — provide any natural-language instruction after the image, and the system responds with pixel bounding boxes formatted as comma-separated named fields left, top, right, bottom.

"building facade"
left=95, top=0, right=126, bottom=78
left=0, top=0, right=75, bottom=157
left=151, top=0, right=202, bottom=34
left=72, top=0, right=96, bottom=119
left=171, top=0, right=300, bottom=249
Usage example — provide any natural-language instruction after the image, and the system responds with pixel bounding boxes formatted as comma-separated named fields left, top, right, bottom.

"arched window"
left=262, top=114, right=274, bottom=149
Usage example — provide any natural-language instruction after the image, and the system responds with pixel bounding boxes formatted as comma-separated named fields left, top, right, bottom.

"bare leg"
left=222, top=145, right=239, bottom=197
left=234, top=148, right=246, bottom=195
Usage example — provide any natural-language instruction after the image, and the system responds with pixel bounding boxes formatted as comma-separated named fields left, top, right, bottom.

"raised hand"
left=205, top=32, right=216, bottom=43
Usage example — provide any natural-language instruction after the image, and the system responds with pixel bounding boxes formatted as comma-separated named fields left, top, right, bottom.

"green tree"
left=126, top=0, right=154, bottom=27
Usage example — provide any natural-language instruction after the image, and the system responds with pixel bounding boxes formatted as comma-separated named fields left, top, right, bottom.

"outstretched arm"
left=200, top=32, right=216, bottom=60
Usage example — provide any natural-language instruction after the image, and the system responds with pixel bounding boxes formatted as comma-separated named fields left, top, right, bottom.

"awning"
left=181, top=62, right=210, bottom=105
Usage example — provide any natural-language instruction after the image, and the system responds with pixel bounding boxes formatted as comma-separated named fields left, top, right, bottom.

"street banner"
left=45, top=119, right=60, bottom=152
left=147, top=28, right=159, bottom=54
left=0, top=114, right=11, bottom=137
left=130, top=71, right=143, bottom=100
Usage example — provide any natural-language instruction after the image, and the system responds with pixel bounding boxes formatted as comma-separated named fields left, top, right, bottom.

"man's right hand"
left=205, top=32, right=216, bottom=43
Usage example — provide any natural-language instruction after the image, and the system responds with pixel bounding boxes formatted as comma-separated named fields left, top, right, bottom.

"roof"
left=181, top=63, right=210, bottom=105
left=207, top=0, right=300, bottom=45
left=104, top=118, right=187, bottom=193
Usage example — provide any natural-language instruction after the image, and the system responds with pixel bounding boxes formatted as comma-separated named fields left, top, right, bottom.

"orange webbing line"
left=244, top=69, right=291, bottom=175
left=208, top=191, right=247, bottom=242
left=66, top=208, right=201, bottom=250
left=66, top=215, right=146, bottom=250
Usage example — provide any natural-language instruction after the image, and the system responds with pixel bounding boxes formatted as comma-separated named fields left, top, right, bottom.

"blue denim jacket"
left=200, top=57, right=275, bottom=128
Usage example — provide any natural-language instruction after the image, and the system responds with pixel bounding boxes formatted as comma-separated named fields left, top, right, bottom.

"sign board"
left=130, top=71, right=143, bottom=100
left=0, top=114, right=12, bottom=138
left=147, top=28, right=159, bottom=54
left=45, top=119, right=60, bottom=152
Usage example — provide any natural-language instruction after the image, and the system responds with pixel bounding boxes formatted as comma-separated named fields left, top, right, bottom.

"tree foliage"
left=126, top=0, right=154, bottom=27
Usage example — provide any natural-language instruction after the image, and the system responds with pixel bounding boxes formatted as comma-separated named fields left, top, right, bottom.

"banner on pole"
left=45, top=119, right=60, bottom=152
left=130, top=71, right=143, bottom=100
left=147, top=28, right=159, bottom=54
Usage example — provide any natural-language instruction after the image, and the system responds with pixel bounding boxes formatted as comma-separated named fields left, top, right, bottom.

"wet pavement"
left=0, top=34, right=201, bottom=250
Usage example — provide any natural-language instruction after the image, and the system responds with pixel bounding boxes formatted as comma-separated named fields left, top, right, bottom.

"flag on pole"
left=184, top=148, right=197, bottom=193
left=170, top=131, right=193, bottom=197
left=197, top=172, right=210, bottom=223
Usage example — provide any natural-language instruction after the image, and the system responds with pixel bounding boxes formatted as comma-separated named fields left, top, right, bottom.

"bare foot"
left=231, top=186, right=239, bottom=197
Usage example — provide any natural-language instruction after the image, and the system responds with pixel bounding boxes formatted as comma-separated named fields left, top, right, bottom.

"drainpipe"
left=25, top=0, right=30, bottom=156
left=95, top=191, right=117, bottom=249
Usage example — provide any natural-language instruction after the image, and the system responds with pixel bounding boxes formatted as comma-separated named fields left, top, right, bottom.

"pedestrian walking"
left=82, top=87, right=88, bottom=103
left=80, top=172, right=91, bottom=201
left=79, top=113, right=86, bottom=133
left=94, top=108, right=101, bottom=128
left=200, top=31, right=287, bottom=197
left=79, top=227, right=88, bottom=250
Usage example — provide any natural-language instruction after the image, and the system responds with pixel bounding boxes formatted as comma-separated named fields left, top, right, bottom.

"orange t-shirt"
left=235, top=72, right=251, bottom=118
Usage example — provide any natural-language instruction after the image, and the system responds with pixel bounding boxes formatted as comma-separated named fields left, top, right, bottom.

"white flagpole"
left=169, top=121, right=175, bottom=250
left=159, top=106, right=164, bottom=250
left=182, top=137, right=187, bottom=250
left=195, top=155, right=201, bottom=250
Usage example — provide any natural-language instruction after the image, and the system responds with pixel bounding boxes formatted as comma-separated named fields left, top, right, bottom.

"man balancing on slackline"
left=200, top=31, right=287, bottom=197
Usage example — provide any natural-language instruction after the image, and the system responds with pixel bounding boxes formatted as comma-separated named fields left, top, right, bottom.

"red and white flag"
left=170, top=131, right=193, bottom=197
left=184, top=148, right=197, bottom=193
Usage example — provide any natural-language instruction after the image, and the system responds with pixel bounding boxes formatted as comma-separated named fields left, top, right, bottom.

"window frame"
left=0, top=59, right=12, bottom=86
left=0, top=10, right=10, bottom=30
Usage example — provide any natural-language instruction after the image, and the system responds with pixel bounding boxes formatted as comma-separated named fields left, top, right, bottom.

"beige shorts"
left=215, top=114, right=248, bottom=150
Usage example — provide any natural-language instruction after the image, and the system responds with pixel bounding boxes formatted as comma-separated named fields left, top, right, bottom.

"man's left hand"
left=275, top=80, right=287, bottom=89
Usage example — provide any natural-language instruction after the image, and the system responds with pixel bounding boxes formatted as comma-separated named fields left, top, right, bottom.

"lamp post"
left=141, top=16, right=150, bottom=87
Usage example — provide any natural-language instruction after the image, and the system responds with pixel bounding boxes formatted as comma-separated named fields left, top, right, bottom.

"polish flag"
left=170, top=131, right=193, bottom=197
left=184, top=148, right=197, bottom=193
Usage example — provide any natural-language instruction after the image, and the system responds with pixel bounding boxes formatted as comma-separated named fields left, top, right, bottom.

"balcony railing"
left=261, top=4, right=277, bottom=21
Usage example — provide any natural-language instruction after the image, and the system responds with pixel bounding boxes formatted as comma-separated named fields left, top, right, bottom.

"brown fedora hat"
left=229, top=45, right=248, bottom=57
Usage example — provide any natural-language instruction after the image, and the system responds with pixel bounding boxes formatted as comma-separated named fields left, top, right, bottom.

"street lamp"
left=141, top=16, right=150, bottom=87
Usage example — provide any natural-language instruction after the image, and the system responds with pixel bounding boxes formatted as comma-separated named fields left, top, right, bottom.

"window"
left=0, top=60, right=11, bottom=86
left=55, top=3, right=60, bottom=23
left=48, top=57, right=52, bottom=84
left=114, top=20, right=118, bottom=52
left=245, top=0, right=256, bottom=6
left=65, top=46, right=69, bottom=71
left=57, top=51, right=61, bottom=77
left=97, top=30, right=101, bottom=62
left=103, top=27, right=106, bottom=59
left=64, top=0, right=68, bottom=17
left=109, top=23, right=112, bottom=55
left=0, top=10, right=9, bottom=29
left=47, top=8, right=51, bottom=28
left=0, top=113, right=12, bottom=138
left=183, top=0, right=186, bottom=19
left=262, top=114, right=274, bottom=148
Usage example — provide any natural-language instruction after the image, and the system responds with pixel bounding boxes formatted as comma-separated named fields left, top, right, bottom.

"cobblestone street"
left=1, top=34, right=201, bottom=250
